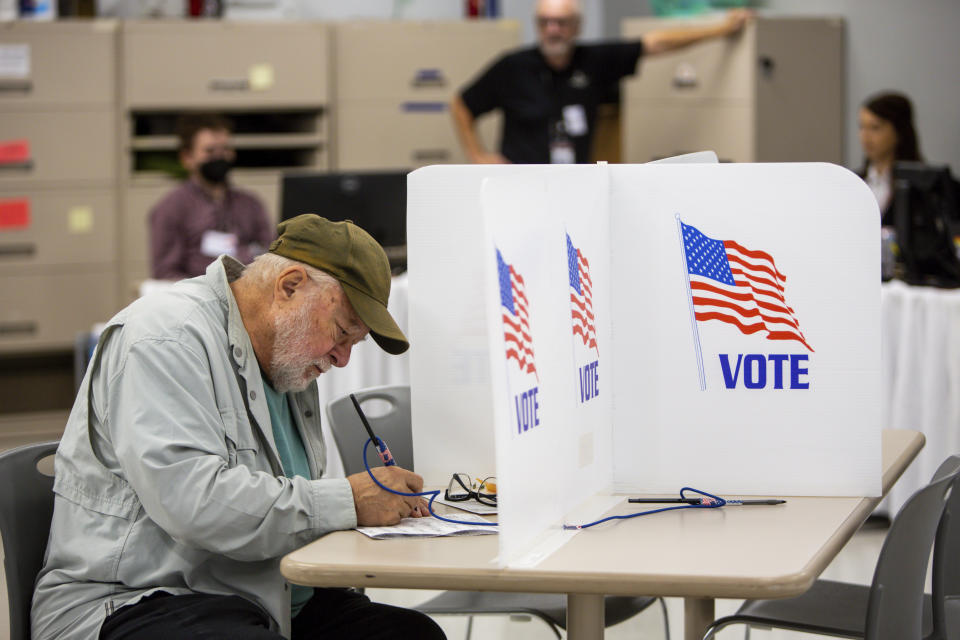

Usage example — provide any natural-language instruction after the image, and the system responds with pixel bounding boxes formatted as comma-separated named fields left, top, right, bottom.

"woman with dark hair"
left=857, top=91, right=923, bottom=222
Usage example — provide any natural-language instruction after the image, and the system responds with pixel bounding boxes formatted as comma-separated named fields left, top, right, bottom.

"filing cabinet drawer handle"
left=412, top=149, right=450, bottom=161
left=411, top=69, right=446, bottom=88
left=672, top=76, right=698, bottom=89
left=0, top=160, right=34, bottom=171
left=759, top=56, right=776, bottom=79
left=0, top=321, right=37, bottom=336
left=0, top=243, right=36, bottom=258
left=402, top=102, right=446, bottom=113
left=0, top=80, right=32, bottom=94
left=672, top=62, right=698, bottom=89
left=208, top=78, right=250, bottom=92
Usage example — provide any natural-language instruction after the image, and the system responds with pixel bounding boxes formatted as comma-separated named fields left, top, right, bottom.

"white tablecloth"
left=880, top=280, right=960, bottom=515
left=315, top=274, right=410, bottom=477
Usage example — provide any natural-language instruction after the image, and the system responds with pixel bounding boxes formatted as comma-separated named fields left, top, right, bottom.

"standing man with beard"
left=32, top=215, right=444, bottom=640
left=451, top=0, right=751, bottom=165
left=149, top=113, right=274, bottom=280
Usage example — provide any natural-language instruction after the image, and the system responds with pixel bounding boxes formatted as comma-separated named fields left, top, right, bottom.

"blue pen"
left=350, top=393, right=395, bottom=466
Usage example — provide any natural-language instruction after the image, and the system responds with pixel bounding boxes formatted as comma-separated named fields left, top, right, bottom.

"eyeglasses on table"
left=444, top=473, right=497, bottom=507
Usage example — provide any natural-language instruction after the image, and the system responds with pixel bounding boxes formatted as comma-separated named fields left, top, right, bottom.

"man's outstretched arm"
left=450, top=94, right=509, bottom=164
left=642, top=8, right=751, bottom=56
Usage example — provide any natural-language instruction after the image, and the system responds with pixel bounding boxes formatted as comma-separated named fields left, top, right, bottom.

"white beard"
left=268, top=302, right=333, bottom=393
left=540, top=38, right=573, bottom=60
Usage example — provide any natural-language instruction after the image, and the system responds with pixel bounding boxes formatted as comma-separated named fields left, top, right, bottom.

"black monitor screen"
left=280, top=170, right=409, bottom=268
left=892, top=162, right=960, bottom=287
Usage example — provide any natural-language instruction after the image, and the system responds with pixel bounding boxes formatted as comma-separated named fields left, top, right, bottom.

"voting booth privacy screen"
left=408, top=163, right=880, bottom=566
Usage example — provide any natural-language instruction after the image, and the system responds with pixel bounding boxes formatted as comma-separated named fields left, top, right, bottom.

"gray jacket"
left=32, top=256, right=357, bottom=639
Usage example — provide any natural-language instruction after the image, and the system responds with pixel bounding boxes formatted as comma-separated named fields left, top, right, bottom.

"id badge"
left=201, top=230, right=238, bottom=257
left=562, top=104, right=588, bottom=137
left=550, top=141, right=576, bottom=164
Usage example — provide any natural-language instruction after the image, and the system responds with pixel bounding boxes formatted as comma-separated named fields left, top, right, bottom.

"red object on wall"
left=0, top=199, right=30, bottom=231
left=187, top=0, right=221, bottom=17
left=466, top=0, right=483, bottom=18
left=0, top=139, right=30, bottom=165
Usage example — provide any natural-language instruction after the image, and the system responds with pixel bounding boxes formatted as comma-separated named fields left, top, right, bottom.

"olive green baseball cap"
left=269, top=214, right=409, bottom=355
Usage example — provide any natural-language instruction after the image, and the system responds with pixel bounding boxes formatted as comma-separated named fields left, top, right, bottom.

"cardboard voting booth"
left=407, top=162, right=880, bottom=566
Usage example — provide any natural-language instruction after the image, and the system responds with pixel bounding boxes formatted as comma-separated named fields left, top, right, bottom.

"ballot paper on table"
left=356, top=513, right=497, bottom=539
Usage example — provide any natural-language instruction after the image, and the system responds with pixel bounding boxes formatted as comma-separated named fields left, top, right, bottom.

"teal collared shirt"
left=262, top=379, right=315, bottom=616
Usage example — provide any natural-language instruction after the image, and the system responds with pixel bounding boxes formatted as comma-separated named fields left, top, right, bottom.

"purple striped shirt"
left=149, top=179, right=274, bottom=280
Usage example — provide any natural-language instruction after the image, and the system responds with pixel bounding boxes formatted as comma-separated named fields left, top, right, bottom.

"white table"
left=283, top=429, right=923, bottom=640
left=881, top=280, right=960, bottom=515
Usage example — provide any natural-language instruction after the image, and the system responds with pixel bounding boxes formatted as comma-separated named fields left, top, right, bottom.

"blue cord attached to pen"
left=351, top=394, right=726, bottom=529
left=562, top=487, right=727, bottom=530
left=360, top=438, right=499, bottom=527
left=359, top=438, right=727, bottom=530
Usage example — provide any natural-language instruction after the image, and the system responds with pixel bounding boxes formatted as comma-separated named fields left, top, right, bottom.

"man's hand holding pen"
left=348, top=467, right=431, bottom=526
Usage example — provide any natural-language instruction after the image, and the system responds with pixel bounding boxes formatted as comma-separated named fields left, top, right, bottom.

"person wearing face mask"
left=450, top=0, right=751, bottom=165
left=149, top=113, right=274, bottom=280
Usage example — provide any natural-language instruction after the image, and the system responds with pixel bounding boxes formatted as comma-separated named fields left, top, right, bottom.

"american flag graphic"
left=680, top=222, right=814, bottom=352
left=567, top=234, right=598, bottom=355
left=497, top=248, right=538, bottom=378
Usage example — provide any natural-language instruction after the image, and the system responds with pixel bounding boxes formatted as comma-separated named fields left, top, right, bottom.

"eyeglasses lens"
left=476, top=476, right=497, bottom=506
left=445, top=473, right=472, bottom=501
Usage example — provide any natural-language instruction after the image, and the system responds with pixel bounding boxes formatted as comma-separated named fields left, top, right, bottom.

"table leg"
left=567, top=593, right=605, bottom=639
left=684, top=597, right=715, bottom=640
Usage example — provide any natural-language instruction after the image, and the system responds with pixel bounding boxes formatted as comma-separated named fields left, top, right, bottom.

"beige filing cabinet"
left=0, top=409, right=68, bottom=451
left=622, top=16, right=844, bottom=163
left=333, top=20, right=519, bottom=170
left=119, top=21, right=331, bottom=301
left=0, top=21, right=120, bottom=356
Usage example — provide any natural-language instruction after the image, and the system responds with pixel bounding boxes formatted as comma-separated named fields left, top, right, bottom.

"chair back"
left=866, top=455, right=960, bottom=639
left=930, top=455, right=960, bottom=640
left=326, top=386, right=413, bottom=474
left=0, top=441, right=59, bottom=640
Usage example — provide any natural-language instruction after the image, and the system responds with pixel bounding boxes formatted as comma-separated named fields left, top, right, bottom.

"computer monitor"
left=280, top=170, right=409, bottom=271
left=892, top=162, right=960, bottom=288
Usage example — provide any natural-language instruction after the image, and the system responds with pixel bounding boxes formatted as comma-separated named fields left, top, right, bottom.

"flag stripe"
left=691, top=276, right=809, bottom=343
left=723, top=240, right=786, bottom=282
left=727, top=254, right=784, bottom=285
left=570, top=295, right=596, bottom=321
left=690, top=280, right=801, bottom=331
left=690, top=295, right=802, bottom=331
left=729, top=272, right=797, bottom=316
left=694, top=310, right=768, bottom=336
left=728, top=267, right=791, bottom=303
left=694, top=310, right=811, bottom=350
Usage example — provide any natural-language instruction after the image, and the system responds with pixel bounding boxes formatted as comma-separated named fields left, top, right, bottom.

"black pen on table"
left=350, top=393, right=396, bottom=467
left=627, top=498, right=787, bottom=506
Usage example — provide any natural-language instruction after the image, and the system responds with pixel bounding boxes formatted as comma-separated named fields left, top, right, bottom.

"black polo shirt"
left=460, top=41, right=644, bottom=164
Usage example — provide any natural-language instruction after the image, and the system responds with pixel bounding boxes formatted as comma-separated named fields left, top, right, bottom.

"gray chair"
left=702, top=455, right=960, bottom=640
left=327, top=385, right=669, bottom=640
left=0, top=441, right=59, bottom=640
left=924, top=456, right=960, bottom=640
left=73, top=330, right=99, bottom=393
